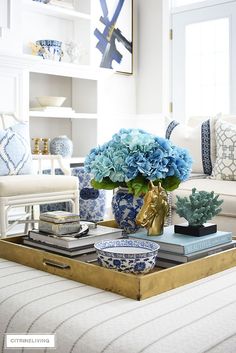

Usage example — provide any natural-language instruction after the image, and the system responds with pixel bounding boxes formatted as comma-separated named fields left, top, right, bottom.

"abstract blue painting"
left=93, top=0, right=133, bottom=74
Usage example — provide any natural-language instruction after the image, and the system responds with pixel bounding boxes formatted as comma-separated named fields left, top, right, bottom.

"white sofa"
left=167, top=115, right=236, bottom=236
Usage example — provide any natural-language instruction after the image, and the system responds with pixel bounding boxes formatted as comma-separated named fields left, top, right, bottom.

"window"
left=172, top=0, right=235, bottom=122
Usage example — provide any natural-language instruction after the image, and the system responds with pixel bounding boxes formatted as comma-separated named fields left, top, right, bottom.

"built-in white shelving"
left=29, top=111, right=97, bottom=119
left=0, top=0, right=113, bottom=159
left=0, top=53, right=112, bottom=80
left=23, top=0, right=91, bottom=21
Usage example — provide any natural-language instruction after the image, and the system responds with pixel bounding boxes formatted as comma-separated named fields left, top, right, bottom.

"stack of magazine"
left=23, top=211, right=123, bottom=257
left=128, top=225, right=235, bottom=268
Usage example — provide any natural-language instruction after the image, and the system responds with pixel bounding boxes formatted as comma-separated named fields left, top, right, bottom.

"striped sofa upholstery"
left=1, top=258, right=236, bottom=353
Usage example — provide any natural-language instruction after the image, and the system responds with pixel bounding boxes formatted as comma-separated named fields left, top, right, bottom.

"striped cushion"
left=0, top=123, right=32, bottom=176
left=0, top=258, right=236, bottom=353
left=166, top=118, right=216, bottom=175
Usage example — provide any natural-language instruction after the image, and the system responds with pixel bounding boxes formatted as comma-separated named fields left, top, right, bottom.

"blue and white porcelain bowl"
left=94, top=239, right=160, bottom=274
left=36, top=39, right=63, bottom=61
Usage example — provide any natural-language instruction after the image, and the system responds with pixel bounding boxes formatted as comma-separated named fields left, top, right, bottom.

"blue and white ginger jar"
left=112, top=188, right=144, bottom=233
left=50, top=135, right=73, bottom=158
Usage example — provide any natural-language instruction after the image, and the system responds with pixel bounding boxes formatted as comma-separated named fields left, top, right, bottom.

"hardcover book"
left=28, top=225, right=123, bottom=249
left=156, top=259, right=179, bottom=268
left=157, top=240, right=236, bottom=263
left=128, top=226, right=232, bottom=254
left=23, top=238, right=96, bottom=257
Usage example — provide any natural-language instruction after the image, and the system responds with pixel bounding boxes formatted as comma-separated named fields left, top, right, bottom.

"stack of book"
left=23, top=211, right=123, bottom=257
left=128, top=225, right=235, bottom=268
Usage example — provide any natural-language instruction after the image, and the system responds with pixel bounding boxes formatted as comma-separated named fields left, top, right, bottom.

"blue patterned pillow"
left=0, top=123, right=32, bottom=176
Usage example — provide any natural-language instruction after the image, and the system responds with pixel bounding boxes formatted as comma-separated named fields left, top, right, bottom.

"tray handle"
left=43, top=258, right=71, bottom=270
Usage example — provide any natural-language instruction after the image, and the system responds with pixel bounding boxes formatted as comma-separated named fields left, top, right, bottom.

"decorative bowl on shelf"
left=35, top=39, right=63, bottom=61
left=36, top=96, right=66, bottom=107
left=94, top=238, right=160, bottom=274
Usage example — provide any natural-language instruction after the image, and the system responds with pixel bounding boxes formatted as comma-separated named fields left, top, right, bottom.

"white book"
left=28, top=225, right=123, bottom=249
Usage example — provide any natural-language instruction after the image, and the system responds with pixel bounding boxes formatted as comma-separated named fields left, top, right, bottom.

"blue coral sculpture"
left=175, top=188, right=223, bottom=226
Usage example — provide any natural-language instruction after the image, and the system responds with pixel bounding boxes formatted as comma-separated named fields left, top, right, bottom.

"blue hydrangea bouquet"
left=84, top=129, right=192, bottom=197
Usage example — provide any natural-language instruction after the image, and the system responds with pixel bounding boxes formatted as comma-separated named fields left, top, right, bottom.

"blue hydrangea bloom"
left=84, top=128, right=192, bottom=188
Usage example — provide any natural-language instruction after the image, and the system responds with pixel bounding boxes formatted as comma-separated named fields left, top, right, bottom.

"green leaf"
left=91, top=178, right=119, bottom=190
left=160, top=176, right=181, bottom=191
left=126, top=175, right=149, bottom=197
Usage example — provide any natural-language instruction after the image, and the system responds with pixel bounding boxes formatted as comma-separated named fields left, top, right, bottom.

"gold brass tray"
left=0, top=222, right=236, bottom=301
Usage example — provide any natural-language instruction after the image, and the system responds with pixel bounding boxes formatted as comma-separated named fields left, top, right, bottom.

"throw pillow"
left=0, top=122, right=32, bottom=176
left=165, top=118, right=216, bottom=175
left=211, top=119, right=236, bottom=180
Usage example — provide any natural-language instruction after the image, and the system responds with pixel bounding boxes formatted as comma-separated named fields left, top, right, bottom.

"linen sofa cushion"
left=0, top=122, right=32, bottom=175
left=0, top=175, right=78, bottom=197
left=172, top=178, right=236, bottom=217
left=165, top=117, right=216, bottom=175
left=211, top=119, right=236, bottom=180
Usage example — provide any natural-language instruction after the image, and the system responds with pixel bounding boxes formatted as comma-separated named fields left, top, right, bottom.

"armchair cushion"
left=0, top=175, right=78, bottom=197
left=0, top=123, right=32, bottom=176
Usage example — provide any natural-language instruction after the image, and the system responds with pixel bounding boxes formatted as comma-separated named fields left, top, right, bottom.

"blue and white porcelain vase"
left=50, top=135, right=73, bottom=158
left=112, top=188, right=144, bottom=233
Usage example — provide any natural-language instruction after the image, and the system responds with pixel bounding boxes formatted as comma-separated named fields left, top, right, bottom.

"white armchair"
left=0, top=113, right=79, bottom=238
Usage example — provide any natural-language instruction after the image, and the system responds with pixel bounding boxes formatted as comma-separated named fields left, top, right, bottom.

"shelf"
left=23, top=0, right=91, bottom=21
left=30, top=109, right=76, bottom=119
left=29, top=111, right=98, bottom=119
left=0, top=53, right=113, bottom=80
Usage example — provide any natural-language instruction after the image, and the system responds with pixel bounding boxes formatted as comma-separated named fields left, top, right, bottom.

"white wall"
left=97, top=0, right=170, bottom=116
left=96, top=0, right=169, bottom=139
left=136, top=0, right=170, bottom=115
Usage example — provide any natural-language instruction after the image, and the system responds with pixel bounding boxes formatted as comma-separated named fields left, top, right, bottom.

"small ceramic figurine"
left=65, top=41, right=80, bottom=63
left=136, top=181, right=169, bottom=236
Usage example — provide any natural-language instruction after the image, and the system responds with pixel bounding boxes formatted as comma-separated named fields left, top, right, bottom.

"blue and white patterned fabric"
left=0, top=123, right=32, bottom=176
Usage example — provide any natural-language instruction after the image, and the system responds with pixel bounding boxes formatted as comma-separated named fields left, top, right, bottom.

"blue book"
left=128, top=226, right=232, bottom=254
